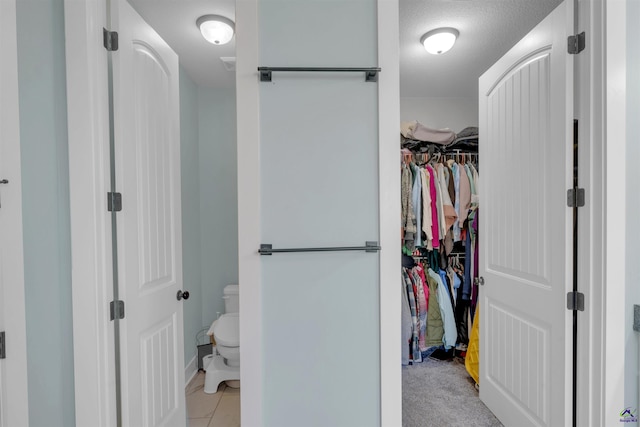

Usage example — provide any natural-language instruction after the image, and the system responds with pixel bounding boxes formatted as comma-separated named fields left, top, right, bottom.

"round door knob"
left=177, top=290, right=190, bottom=301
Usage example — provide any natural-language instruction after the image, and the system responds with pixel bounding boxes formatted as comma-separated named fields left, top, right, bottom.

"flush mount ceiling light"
left=420, top=27, right=459, bottom=55
left=197, top=15, right=235, bottom=45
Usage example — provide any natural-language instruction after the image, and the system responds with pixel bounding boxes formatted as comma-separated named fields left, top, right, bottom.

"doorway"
left=399, top=1, right=574, bottom=426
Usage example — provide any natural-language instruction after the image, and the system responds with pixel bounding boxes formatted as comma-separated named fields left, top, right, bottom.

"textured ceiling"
left=400, top=0, right=562, bottom=98
left=128, top=0, right=237, bottom=89
left=128, top=0, right=562, bottom=98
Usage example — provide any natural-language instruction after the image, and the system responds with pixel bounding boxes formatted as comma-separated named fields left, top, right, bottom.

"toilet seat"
left=213, top=313, right=239, bottom=347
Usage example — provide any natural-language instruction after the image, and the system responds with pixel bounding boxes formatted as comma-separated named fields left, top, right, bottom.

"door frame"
left=601, top=0, right=627, bottom=423
left=64, top=1, right=117, bottom=425
left=573, top=0, right=626, bottom=425
left=0, top=0, right=29, bottom=424
left=63, top=0, right=620, bottom=425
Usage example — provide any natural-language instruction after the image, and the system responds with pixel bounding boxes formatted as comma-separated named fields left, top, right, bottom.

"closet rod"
left=259, top=241, right=381, bottom=255
left=258, top=67, right=381, bottom=82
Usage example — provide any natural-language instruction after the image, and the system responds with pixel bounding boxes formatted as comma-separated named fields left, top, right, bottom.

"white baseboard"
left=184, top=355, right=198, bottom=389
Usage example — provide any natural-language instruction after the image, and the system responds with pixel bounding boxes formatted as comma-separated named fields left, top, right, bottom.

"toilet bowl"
left=204, top=285, right=240, bottom=393
left=212, top=312, right=239, bottom=367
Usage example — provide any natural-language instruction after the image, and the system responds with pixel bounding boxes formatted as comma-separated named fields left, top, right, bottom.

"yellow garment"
left=465, top=306, right=480, bottom=384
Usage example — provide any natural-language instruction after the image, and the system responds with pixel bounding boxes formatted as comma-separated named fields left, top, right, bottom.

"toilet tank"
left=223, top=285, right=239, bottom=313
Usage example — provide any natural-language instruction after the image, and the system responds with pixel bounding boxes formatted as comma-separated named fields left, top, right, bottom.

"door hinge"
left=108, top=192, right=122, bottom=212
left=103, top=28, right=119, bottom=51
left=110, top=300, right=125, bottom=320
left=568, top=32, right=585, bottom=54
left=567, top=188, right=585, bottom=207
left=567, top=291, right=585, bottom=311
left=0, top=331, right=5, bottom=359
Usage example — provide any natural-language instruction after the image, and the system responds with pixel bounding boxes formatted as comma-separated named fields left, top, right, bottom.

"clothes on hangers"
left=401, top=164, right=416, bottom=251
left=402, top=154, right=478, bottom=252
left=428, top=268, right=458, bottom=349
left=401, top=144, right=480, bottom=364
left=402, top=268, right=422, bottom=363
left=411, top=164, right=423, bottom=247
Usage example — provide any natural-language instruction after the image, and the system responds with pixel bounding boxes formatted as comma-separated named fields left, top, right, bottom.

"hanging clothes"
left=424, top=272, right=444, bottom=348
left=428, top=268, right=458, bottom=349
left=437, top=164, right=458, bottom=231
left=400, top=147, right=479, bottom=360
left=401, top=274, right=412, bottom=366
left=411, top=269, right=428, bottom=351
left=402, top=268, right=422, bottom=363
left=426, top=164, right=440, bottom=249
left=401, top=164, right=416, bottom=251
left=465, top=306, right=480, bottom=384
left=420, top=168, right=433, bottom=250
left=453, top=162, right=462, bottom=242
left=411, top=164, right=423, bottom=247
left=458, top=162, right=472, bottom=228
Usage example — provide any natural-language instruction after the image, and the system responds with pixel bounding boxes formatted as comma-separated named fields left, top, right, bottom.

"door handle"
left=474, top=277, right=485, bottom=286
left=177, top=290, right=190, bottom=301
left=0, top=179, right=7, bottom=208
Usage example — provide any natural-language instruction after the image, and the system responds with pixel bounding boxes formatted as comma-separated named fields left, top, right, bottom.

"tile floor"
left=186, top=371, right=240, bottom=427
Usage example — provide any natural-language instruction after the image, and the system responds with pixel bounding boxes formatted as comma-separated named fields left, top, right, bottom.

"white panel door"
left=479, top=2, right=573, bottom=426
left=0, top=0, right=29, bottom=425
left=112, top=1, right=186, bottom=425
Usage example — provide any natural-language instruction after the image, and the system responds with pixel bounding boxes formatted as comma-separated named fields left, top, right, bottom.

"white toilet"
left=204, top=284, right=240, bottom=393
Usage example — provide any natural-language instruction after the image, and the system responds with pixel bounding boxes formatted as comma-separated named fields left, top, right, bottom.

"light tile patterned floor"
left=186, top=371, right=240, bottom=427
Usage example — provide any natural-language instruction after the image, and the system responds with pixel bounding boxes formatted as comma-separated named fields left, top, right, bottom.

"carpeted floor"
left=403, top=356, right=503, bottom=427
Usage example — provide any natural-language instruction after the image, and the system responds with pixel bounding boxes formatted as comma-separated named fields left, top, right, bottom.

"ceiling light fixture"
left=197, top=15, right=235, bottom=45
left=420, top=27, right=459, bottom=55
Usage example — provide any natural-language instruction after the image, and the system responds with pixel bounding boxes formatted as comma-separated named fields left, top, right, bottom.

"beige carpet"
left=402, top=356, right=503, bottom=427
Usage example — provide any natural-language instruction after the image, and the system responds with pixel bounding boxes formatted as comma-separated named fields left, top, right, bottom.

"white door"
left=0, top=0, right=29, bottom=425
left=111, top=1, right=186, bottom=425
left=479, top=1, right=573, bottom=426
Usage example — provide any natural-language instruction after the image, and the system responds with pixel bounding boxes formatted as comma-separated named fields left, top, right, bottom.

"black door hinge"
left=567, top=291, right=585, bottom=311
left=108, top=192, right=122, bottom=212
left=110, top=300, right=125, bottom=320
left=568, top=32, right=585, bottom=54
left=103, top=28, right=119, bottom=51
left=0, top=331, right=5, bottom=359
left=567, top=188, right=585, bottom=207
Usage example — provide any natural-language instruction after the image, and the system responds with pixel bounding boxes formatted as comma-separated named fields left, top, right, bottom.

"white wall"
left=16, top=0, right=76, bottom=425
left=400, top=96, right=478, bottom=133
left=180, top=67, right=204, bottom=367
left=180, top=82, right=239, bottom=366
left=198, top=87, right=239, bottom=328
left=257, top=0, right=381, bottom=425
left=625, top=0, right=640, bottom=413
